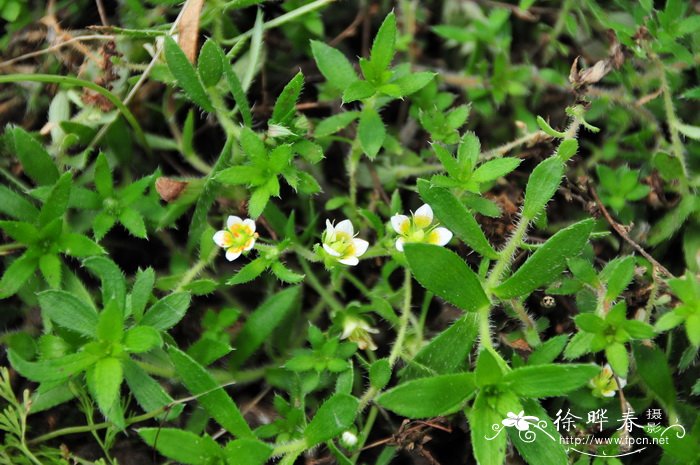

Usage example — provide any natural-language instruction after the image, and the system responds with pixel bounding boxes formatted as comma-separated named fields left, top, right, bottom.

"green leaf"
left=369, top=359, right=392, bottom=390
left=248, top=186, right=272, bottom=219
left=502, top=364, right=599, bottom=397
left=471, top=158, right=521, bottom=183
left=168, top=346, right=253, bottom=438
left=521, top=157, right=564, bottom=220
left=370, top=12, right=397, bottom=72
left=230, top=286, right=300, bottom=366
left=58, top=233, right=105, bottom=257
left=8, top=350, right=98, bottom=382
left=475, top=348, right=506, bottom=387
left=163, top=36, right=214, bottom=112
left=392, top=72, right=435, bottom=96
left=0, top=220, right=39, bottom=243
left=198, top=39, right=223, bottom=88
left=527, top=334, right=568, bottom=365
left=39, top=290, right=99, bottom=337
left=86, top=357, right=123, bottom=417
left=469, top=391, right=506, bottom=465
left=342, top=80, right=376, bottom=103
left=493, top=219, right=594, bottom=298
left=83, top=256, right=126, bottom=309
left=676, top=122, right=700, bottom=140
left=417, top=180, right=498, bottom=259
left=119, top=207, right=148, bottom=238
left=0, top=251, right=38, bottom=299
left=37, top=172, right=72, bottom=227
left=310, top=40, right=358, bottom=90
left=358, top=107, right=385, bottom=159
left=223, top=439, right=272, bottom=465
left=94, top=153, right=113, bottom=198
left=12, top=127, right=59, bottom=186
left=130, top=267, right=155, bottom=320
left=602, top=256, right=635, bottom=302
left=139, top=428, right=221, bottom=465
left=575, top=313, right=606, bottom=333
left=38, top=254, right=61, bottom=288
left=141, top=292, right=191, bottom=331
left=314, top=111, right=359, bottom=137
left=510, top=398, right=567, bottom=465
left=536, top=116, right=566, bottom=138
left=227, top=257, right=270, bottom=285
left=0, top=185, right=39, bottom=221
left=271, top=71, right=304, bottom=125
left=605, top=342, right=628, bottom=377
left=304, top=394, right=359, bottom=447
left=270, top=261, right=304, bottom=284
left=96, top=303, right=124, bottom=344
left=377, top=373, right=475, bottom=418
left=401, top=313, right=479, bottom=380
left=557, top=138, right=579, bottom=161
left=123, top=360, right=181, bottom=419
left=404, top=243, right=489, bottom=312
left=632, top=343, right=676, bottom=409
left=124, top=326, right=162, bottom=353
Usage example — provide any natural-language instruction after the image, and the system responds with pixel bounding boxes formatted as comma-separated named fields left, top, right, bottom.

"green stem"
left=348, top=140, right=362, bottom=211
left=486, top=217, right=529, bottom=290
left=656, top=61, right=689, bottom=190
left=297, top=256, right=344, bottom=313
left=388, top=269, right=412, bottom=365
left=174, top=259, right=208, bottom=292
left=0, top=74, right=149, bottom=154
left=352, top=405, right=378, bottom=463
left=271, top=439, right=306, bottom=457
left=478, top=305, right=493, bottom=350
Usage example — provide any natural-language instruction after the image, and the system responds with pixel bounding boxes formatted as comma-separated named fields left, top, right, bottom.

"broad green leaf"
left=94, top=153, right=113, bottom=198
left=270, top=261, right=304, bottom=283
left=168, top=346, right=253, bottom=438
left=39, top=290, right=99, bottom=337
left=563, top=331, right=594, bottom=359
left=392, top=72, right=435, bottom=96
left=163, top=36, right=214, bottom=112
left=198, top=39, right=223, bottom=88
left=130, top=267, right=155, bottom=320
left=605, top=342, right=628, bottom=377
left=417, top=180, right=498, bottom=259
left=521, top=157, right=564, bottom=220
left=314, top=111, right=359, bottom=137
left=124, top=326, right=162, bottom=352
left=239, top=127, right=267, bottom=161
left=39, top=254, right=61, bottom=288
left=57, top=233, right=105, bottom=257
left=575, top=313, right=606, bottom=333
left=527, top=334, right=568, bottom=365
left=493, top=219, right=594, bottom=298
left=0, top=220, right=39, bottom=243
left=471, top=158, right=521, bottom=183
left=342, top=80, right=376, bottom=103
left=557, top=138, right=579, bottom=161
left=217, top=165, right=264, bottom=186
left=8, top=350, right=98, bottom=382
left=404, top=243, right=489, bottom=312
left=83, top=256, right=127, bottom=309
left=401, top=313, right=479, bottom=380
left=475, top=348, right=506, bottom=387
left=0, top=185, right=39, bottom=221
left=304, top=394, right=358, bottom=447
left=502, top=364, right=599, bottom=397
left=377, top=373, right=475, bottom=418
left=123, top=360, right=181, bottom=420
left=601, top=256, right=635, bottom=302
left=141, top=292, right=191, bottom=331
left=469, top=391, right=506, bottom=465
left=139, top=428, right=221, bottom=465
left=86, top=357, right=123, bottom=416
left=12, top=127, right=59, bottom=185
left=0, top=251, right=38, bottom=299
left=632, top=343, right=676, bottom=409
left=369, top=359, right=392, bottom=390
left=676, top=122, right=700, bottom=140
left=358, top=107, right=385, bottom=158
left=96, top=302, right=124, bottom=343
left=271, top=71, right=304, bottom=125
left=223, top=439, right=272, bottom=465
left=510, top=398, right=567, bottom=465
left=370, top=12, right=397, bottom=72
left=38, top=172, right=72, bottom=227
left=310, top=40, right=358, bottom=90
left=119, top=207, right=147, bottom=238
left=230, top=286, right=300, bottom=366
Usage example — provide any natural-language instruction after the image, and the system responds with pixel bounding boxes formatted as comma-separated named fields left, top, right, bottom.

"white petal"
left=341, top=321, right=358, bottom=339
left=352, top=238, right=369, bottom=257
left=243, top=218, right=256, bottom=233
left=617, top=378, right=627, bottom=389
left=395, top=238, right=405, bottom=251
left=414, top=204, right=433, bottom=224
left=213, top=230, right=229, bottom=247
left=225, top=249, right=241, bottom=261
left=335, top=219, right=354, bottom=236
left=323, top=243, right=341, bottom=257
left=602, top=390, right=616, bottom=398
left=227, top=215, right=243, bottom=228
left=502, top=419, right=517, bottom=427
left=324, top=219, right=336, bottom=241
left=429, top=227, right=453, bottom=246
left=515, top=420, right=530, bottom=431
left=243, top=237, right=256, bottom=251
left=390, top=214, right=410, bottom=234
left=338, top=255, right=359, bottom=266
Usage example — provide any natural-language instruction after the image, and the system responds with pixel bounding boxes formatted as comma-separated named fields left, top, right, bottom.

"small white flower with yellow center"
left=341, top=431, right=358, bottom=448
left=340, top=315, right=379, bottom=350
left=390, top=204, right=453, bottom=251
left=213, top=216, right=259, bottom=261
left=321, top=219, right=369, bottom=266
left=588, top=364, right=627, bottom=398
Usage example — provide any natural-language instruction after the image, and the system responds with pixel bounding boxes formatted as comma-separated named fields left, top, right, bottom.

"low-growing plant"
left=0, top=0, right=698, bottom=464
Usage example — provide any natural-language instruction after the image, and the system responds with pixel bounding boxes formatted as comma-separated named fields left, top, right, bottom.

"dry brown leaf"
left=178, top=0, right=204, bottom=63
left=156, top=177, right=189, bottom=202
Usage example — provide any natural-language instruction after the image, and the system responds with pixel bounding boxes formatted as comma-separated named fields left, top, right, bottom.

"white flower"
left=589, top=364, right=627, bottom=398
left=213, top=215, right=259, bottom=261
left=391, top=204, right=453, bottom=251
left=341, top=431, right=358, bottom=448
left=340, top=315, right=379, bottom=350
left=502, top=411, right=539, bottom=431
left=321, top=219, right=369, bottom=266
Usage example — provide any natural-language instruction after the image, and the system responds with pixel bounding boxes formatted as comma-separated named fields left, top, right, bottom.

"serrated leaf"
left=83, top=256, right=126, bottom=309
left=39, top=290, right=99, bottom=337
left=521, top=157, right=564, bottom=220
left=304, top=394, right=358, bottom=447
left=141, top=292, right=191, bottom=331
left=471, top=158, right=521, bottom=183
left=310, top=40, right=358, bottom=90
left=163, top=36, right=214, bottom=112
left=314, top=111, right=359, bottom=137
left=139, top=428, right=221, bottom=465
left=0, top=251, right=38, bottom=299
left=12, top=127, right=59, bottom=186
left=8, top=350, right=98, bottom=382
left=358, top=107, right=385, bottom=158
left=38, top=172, right=72, bottom=227
left=370, top=12, right=397, bottom=72
left=198, top=39, right=223, bottom=88
left=123, top=359, right=181, bottom=420
left=377, top=373, right=475, bottom=418
left=502, top=364, right=599, bottom=397
left=87, top=357, right=123, bottom=417
left=271, top=71, right=304, bottom=125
